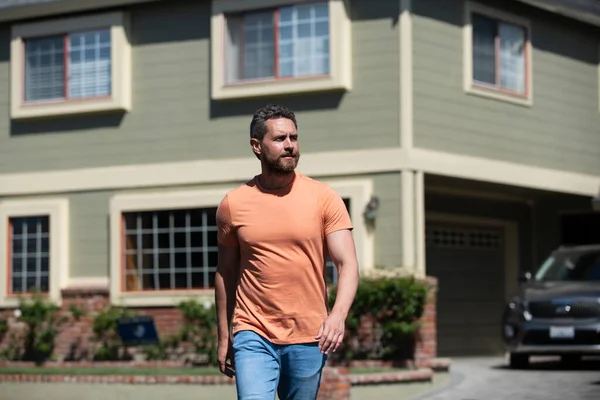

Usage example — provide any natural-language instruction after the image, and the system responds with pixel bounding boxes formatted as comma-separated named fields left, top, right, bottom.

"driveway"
left=415, top=356, right=600, bottom=400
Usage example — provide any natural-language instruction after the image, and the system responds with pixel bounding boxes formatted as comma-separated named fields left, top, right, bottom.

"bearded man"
left=214, top=104, right=359, bottom=400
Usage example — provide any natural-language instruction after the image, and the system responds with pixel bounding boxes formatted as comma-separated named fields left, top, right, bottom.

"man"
left=214, top=104, right=360, bottom=400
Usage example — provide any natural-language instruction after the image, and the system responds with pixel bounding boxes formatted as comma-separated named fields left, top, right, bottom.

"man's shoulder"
left=296, top=173, right=336, bottom=196
left=296, top=173, right=330, bottom=190
left=221, top=176, right=259, bottom=203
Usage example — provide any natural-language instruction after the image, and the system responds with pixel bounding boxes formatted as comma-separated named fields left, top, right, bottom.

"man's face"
left=253, top=117, right=300, bottom=173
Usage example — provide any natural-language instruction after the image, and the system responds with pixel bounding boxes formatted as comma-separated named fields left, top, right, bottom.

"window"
left=122, top=208, right=218, bottom=292
left=110, top=189, right=228, bottom=307
left=463, top=3, right=532, bottom=105
left=211, top=0, right=352, bottom=100
left=24, top=30, right=111, bottom=103
left=8, top=216, right=51, bottom=294
left=225, top=2, right=330, bottom=83
left=472, top=14, right=527, bottom=94
left=11, top=12, right=131, bottom=119
left=0, top=198, right=69, bottom=307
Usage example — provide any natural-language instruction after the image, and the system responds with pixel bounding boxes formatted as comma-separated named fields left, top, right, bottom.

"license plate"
left=549, top=326, right=575, bottom=339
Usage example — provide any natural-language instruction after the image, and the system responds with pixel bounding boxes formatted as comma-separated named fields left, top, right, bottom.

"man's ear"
left=250, top=138, right=262, bottom=157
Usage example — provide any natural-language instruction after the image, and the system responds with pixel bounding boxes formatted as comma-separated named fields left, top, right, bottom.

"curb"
left=349, top=368, right=434, bottom=386
left=0, top=374, right=236, bottom=385
left=0, top=367, right=440, bottom=386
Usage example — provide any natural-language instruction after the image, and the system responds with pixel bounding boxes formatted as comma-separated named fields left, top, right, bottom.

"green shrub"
left=178, top=300, right=218, bottom=365
left=0, top=292, right=82, bottom=364
left=0, top=319, right=7, bottom=342
left=89, top=306, right=137, bottom=361
left=328, top=276, right=430, bottom=361
left=141, top=300, right=217, bottom=365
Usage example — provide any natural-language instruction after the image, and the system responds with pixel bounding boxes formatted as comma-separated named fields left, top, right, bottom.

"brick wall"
left=318, top=367, right=351, bottom=400
left=53, top=287, right=110, bottom=360
left=415, top=276, right=438, bottom=360
left=0, top=287, right=186, bottom=361
left=0, top=276, right=438, bottom=363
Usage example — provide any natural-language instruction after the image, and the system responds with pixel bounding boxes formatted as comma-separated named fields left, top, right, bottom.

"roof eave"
left=515, top=0, right=600, bottom=28
left=0, top=0, right=162, bottom=23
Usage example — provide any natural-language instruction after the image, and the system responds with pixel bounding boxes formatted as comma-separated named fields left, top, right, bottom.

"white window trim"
left=210, top=0, right=352, bottom=100
left=463, top=1, right=533, bottom=107
left=0, top=198, right=69, bottom=308
left=109, top=179, right=374, bottom=307
left=10, top=11, right=132, bottom=120
left=326, top=179, right=374, bottom=276
left=109, top=187, right=236, bottom=307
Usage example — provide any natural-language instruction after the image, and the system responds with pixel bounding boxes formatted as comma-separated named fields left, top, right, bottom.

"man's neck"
left=258, top=170, right=296, bottom=191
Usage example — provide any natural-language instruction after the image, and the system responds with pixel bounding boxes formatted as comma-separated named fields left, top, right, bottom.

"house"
left=0, top=0, right=599, bottom=360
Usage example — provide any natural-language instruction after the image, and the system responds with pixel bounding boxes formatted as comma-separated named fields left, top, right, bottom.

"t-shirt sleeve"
left=322, top=186, right=353, bottom=236
left=216, top=193, right=239, bottom=247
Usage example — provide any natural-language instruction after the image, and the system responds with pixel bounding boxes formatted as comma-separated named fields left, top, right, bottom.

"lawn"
left=0, top=366, right=403, bottom=376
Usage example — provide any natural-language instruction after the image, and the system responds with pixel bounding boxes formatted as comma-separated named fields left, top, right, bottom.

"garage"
left=425, top=220, right=507, bottom=357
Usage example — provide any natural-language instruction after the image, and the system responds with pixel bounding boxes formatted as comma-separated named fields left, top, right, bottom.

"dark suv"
left=502, top=244, right=600, bottom=368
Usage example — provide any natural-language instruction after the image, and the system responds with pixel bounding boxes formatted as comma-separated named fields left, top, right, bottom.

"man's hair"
left=250, top=104, right=297, bottom=141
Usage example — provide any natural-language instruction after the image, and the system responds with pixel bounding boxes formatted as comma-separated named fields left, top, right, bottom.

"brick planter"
left=317, top=367, right=351, bottom=400
left=415, top=276, right=438, bottom=361
left=0, top=276, right=439, bottom=365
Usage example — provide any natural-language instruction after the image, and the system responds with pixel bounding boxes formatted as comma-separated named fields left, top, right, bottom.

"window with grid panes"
left=122, top=208, right=218, bottom=291
left=9, top=216, right=50, bottom=294
left=225, top=2, right=330, bottom=83
left=472, top=13, right=527, bottom=95
left=325, top=198, right=350, bottom=285
left=23, top=29, right=111, bottom=103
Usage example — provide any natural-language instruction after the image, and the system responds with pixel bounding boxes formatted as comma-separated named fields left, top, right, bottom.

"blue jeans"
left=232, top=330, right=327, bottom=400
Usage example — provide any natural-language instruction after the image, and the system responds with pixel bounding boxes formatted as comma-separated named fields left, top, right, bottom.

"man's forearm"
left=330, top=261, right=359, bottom=318
left=215, top=270, right=238, bottom=344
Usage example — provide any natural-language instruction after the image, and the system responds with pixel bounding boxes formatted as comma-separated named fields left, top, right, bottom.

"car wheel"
left=509, top=353, right=529, bottom=369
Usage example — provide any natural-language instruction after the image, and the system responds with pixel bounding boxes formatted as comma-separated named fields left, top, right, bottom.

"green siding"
left=413, top=0, right=600, bottom=176
left=373, top=172, right=403, bottom=269
left=0, top=0, right=400, bottom=174
left=69, top=191, right=112, bottom=278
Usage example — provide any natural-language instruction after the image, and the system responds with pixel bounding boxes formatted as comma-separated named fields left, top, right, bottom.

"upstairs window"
left=225, top=2, right=330, bottom=83
left=471, top=13, right=528, bottom=96
left=24, top=29, right=111, bottom=103
left=11, top=12, right=131, bottom=119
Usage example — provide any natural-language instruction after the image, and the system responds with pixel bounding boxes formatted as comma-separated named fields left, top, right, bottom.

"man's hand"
left=315, top=311, right=346, bottom=354
left=217, top=340, right=235, bottom=378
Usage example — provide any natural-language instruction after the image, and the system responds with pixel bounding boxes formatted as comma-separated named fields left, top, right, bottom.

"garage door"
left=426, top=221, right=506, bottom=357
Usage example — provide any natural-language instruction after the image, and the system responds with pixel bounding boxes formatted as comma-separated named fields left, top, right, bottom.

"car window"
left=535, top=249, right=600, bottom=281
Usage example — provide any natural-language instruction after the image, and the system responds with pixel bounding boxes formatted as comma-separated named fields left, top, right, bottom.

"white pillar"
left=401, top=169, right=426, bottom=277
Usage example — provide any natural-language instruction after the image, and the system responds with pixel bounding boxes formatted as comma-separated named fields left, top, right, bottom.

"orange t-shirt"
left=216, top=172, right=353, bottom=345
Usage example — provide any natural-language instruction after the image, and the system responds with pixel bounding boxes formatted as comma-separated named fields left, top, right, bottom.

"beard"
left=264, top=152, right=300, bottom=173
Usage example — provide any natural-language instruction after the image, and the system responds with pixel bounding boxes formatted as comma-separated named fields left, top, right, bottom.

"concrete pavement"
left=414, top=356, right=600, bottom=400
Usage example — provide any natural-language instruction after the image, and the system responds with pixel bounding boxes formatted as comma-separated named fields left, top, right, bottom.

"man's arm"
left=215, top=243, right=240, bottom=376
left=315, top=228, right=359, bottom=354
